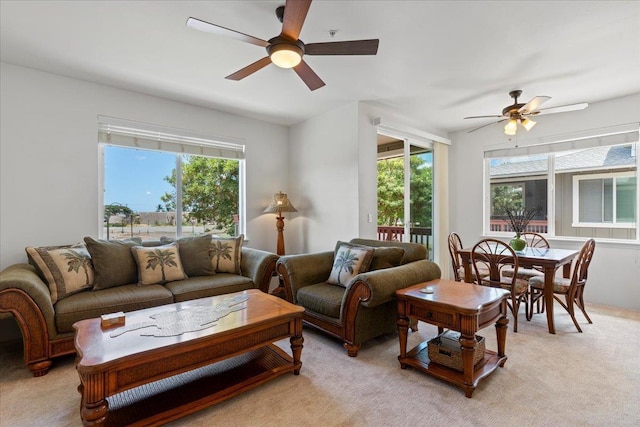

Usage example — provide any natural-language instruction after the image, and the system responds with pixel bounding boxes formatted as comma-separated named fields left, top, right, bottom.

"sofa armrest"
left=0, top=263, right=58, bottom=376
left=276, top=251, right=334, bottom=303
left=241, top=247, right=279, bottom=293
left=348, top=259, right=441, bottom=308
left=0, top=264, right=56, bottom=327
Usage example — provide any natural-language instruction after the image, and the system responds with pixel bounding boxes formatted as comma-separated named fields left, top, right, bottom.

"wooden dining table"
left=457, top=246, right=579, bottom=334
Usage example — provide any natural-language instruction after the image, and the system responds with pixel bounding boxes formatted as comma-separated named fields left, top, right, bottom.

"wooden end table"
left=396, top=279, right=509, bottom=398
left=73, top=289, right=304, bottom=426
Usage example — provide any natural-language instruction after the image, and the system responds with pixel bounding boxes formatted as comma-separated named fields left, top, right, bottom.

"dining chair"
left=502, top=232, right=550, bottom=283
left=448, top=232, right=489, bottom=283
left=528, top=239, right=596, bottom=332
left=448, top=232, right=464, bottom=281
left=471, top=238, right=529, bottom=332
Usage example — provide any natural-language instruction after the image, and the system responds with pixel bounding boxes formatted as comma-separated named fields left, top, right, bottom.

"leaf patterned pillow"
left=326, top=244, right=375, bottom=287
left=131, top=243, right=187, bottom=285
left=25, top=244, right=94, bottom=304
left=210, top=235, right=244, bottom=274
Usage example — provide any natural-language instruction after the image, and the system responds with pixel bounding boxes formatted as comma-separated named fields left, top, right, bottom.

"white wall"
left=287, top=102, right=361, bottom=254
left=0, top=62, right=290, bottom=269
left=449, top=93, right=640, bottom=310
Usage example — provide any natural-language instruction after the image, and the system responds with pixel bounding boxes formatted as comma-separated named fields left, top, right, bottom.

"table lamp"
left=263, top=191, right=297, bottom=255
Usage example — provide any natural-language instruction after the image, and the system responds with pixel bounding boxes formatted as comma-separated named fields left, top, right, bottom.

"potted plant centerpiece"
left=505, top=207, right=539, bottom=251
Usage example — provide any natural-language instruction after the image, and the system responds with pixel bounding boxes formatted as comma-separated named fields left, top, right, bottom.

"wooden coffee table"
left=73, top=289, right=304, bottom=426
left=396, top=279, right=509, bottom=397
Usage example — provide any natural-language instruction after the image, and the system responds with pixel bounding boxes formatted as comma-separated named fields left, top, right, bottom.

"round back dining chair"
left=471, top=238, right=529, bottom=332
left=528, top=239, right=596, bottom=332
left=448, top=232, right=464, bottom=281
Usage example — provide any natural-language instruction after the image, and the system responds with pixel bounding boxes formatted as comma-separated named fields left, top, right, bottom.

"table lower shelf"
left=104, top=344, right=296, bottom=426
left=399, top=341, right=507, bottom=397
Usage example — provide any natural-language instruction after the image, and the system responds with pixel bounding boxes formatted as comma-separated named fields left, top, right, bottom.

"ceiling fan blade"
left=464, top=115, right=505, bottom=119
left=518, top=96, right=551, bottom=114
left=225, top=57, right=272, bottom=81
left=186, top=17, right=269, bottom=48
left=293, top=60, right=325, bottom=91
left=305, top=39, right=379, bottom=55
left=467, top=119, right=508, bottom=133
left=532, top=102, right=589, bottom=116
left=281, top=0, right=312, bottom=41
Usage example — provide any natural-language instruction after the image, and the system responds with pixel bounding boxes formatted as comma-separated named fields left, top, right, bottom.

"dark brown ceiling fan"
left=464, top=90, right=588, bottom=135
left=186, top=0, right=379, bottom=91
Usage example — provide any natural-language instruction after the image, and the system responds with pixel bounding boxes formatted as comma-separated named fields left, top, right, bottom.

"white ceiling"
left=2, top=1, right=639, bottom=135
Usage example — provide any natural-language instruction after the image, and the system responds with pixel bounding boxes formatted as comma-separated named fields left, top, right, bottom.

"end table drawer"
left=409, top=305, right=459, bottom=329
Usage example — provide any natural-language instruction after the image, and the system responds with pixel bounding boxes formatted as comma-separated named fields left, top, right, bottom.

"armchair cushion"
left=327, top=243, right=374, bottom=286
left=297, top=283, right=344, bottom=318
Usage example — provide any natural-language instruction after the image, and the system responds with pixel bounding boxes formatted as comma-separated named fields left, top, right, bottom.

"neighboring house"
left=489, top=144, right=637, bottom=239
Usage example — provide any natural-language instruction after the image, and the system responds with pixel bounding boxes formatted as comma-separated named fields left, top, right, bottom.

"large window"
left=485, top=126, right=639, bottom=241
left=99, top=119, right=245, bottom=241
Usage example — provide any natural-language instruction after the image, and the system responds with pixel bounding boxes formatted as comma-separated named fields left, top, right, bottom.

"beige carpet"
left=1, top=304, right=639, bottom=426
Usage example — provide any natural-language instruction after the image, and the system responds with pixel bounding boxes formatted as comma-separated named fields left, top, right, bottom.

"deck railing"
left=377, top=226, right=432, bottom=255
left=489, top=219, right=548, bottom=233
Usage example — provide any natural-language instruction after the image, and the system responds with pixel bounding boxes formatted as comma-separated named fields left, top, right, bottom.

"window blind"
left=97, top=117, right=245, bottom=160
left=484, top=123, right=639, bottom=159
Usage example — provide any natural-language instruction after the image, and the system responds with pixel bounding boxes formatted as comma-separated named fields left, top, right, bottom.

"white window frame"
left=97, top=116, right=246, bottom=239
left=483, top=123, right=640, bottom=242
left=572, top=171, right=636, bottom=228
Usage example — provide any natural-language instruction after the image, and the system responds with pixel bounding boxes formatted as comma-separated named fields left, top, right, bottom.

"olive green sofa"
left=277, top=238, right=441, bottom=357
left=0, top=236, right=278, bottom=377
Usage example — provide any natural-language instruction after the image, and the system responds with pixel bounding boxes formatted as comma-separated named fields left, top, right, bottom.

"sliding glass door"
left=377, top=136, right=434, bottom=259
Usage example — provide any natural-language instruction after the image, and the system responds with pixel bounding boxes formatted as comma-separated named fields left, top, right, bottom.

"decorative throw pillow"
left=131, top=243, right=187, bottom=285
left=369, top=246, right=405, bottom=271
left=25, top=244, right=94, bottom=304
left=160, top=235, right=216, bottom=277
left=84, top=237, right=142, bottom=290
left=327, top=242, right=375, bottom=287
left=337, top=241, right=405, bottom=271
left=210, top=235, right=244, bottom=274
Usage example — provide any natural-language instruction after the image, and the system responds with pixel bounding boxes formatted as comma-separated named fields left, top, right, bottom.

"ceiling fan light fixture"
left=269, top=44, right=303, bottom=68
left=521, top=117, right=536, bottom=131
left=504, top=119, right=518, bottom=136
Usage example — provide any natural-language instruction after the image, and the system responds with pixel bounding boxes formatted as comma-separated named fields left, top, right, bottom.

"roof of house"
left=490, top=145, right=636, bottom=178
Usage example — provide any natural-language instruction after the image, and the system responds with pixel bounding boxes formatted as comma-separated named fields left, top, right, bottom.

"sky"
left=104, top=146, right=176, bottom=212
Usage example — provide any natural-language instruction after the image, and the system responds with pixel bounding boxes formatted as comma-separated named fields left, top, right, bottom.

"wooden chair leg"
left=564, top=295, right=583, bottom=333
left=576, top=289, right=592, bottom=324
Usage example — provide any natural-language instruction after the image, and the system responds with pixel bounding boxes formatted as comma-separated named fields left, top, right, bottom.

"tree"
left=162, top=156, right=239, bottom=234
left=377, top=155, right=432, bottom=227
left=491, top=184, right=524, bottom=217
left=104, top=203, right=133, bottom=240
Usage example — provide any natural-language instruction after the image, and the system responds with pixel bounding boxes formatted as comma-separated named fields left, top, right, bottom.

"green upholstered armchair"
left=276, top=238, right=441, bottom=357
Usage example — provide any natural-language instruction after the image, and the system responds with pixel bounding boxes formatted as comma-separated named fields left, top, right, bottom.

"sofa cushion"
left=131, top=243, right=187, bottom=285
left=327, top=242, right=374, bottom=286
left=210, top=235, right=244, bottom=274
left=164, top=274, right=253, bottom=302
left=160, top=234, right=216, bottom=277
left=54, top=284, right=174, bottom=333
left=337, top=241, right=405, bottom=271
left=297, top=283, right=344, bottom=319
left=84, top=237, right=142, bottom=290
left=25, top=244, right=94, bottom=304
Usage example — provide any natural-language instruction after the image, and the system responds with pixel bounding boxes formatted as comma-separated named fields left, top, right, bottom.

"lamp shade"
left=264, top=191, right=297, bottom=214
